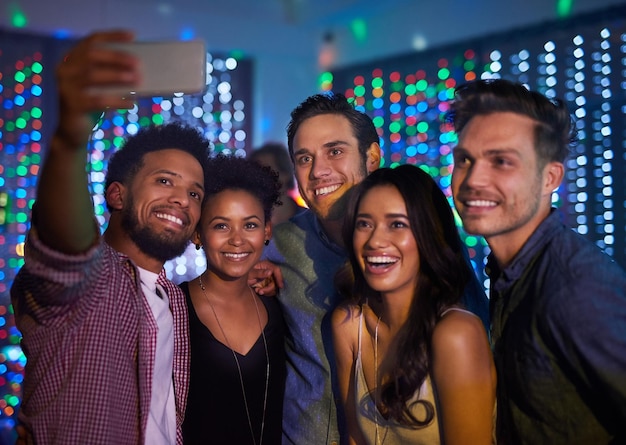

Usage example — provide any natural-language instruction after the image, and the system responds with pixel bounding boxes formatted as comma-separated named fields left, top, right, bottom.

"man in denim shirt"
left=262, top=93, right=490, bottom=444
left=450, top=79, right=626, bottom=444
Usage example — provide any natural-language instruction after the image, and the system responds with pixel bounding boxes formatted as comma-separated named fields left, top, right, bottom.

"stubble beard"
left=120, top=196, right=191, bottom=263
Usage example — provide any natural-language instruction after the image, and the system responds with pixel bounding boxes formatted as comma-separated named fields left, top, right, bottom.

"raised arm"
left=36, top=30, right=139, bottom=253
left=431, top=310, right=496, bottom=445
left=331, top=304, right=368, bottom=445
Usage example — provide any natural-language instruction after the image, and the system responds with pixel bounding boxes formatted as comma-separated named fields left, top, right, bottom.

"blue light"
left=180, top=28, right=195, bottom=40
left=53, top=29, right=72, bottom=39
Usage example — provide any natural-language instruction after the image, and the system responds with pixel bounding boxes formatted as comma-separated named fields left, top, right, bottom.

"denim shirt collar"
left=488, top=208, right=563, bottom=289
left=308, top=210, right=346, bottom=256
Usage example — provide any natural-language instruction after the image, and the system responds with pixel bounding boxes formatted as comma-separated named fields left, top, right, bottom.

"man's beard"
left=120, top=197, right=191, bottom=263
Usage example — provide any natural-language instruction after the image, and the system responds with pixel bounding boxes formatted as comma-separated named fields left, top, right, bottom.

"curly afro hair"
left=204, top=154, right=282, bottom=222
left=105, top=123, right=211, bottom=211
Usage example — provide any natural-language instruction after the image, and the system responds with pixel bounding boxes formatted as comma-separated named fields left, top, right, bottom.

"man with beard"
left=11, top=31, right=210, bottom=445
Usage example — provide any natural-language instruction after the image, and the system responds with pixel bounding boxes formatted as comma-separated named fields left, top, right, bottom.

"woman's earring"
left=195, top=243, right=202, bottom=250
left=264, top=239, right=270, bottom=246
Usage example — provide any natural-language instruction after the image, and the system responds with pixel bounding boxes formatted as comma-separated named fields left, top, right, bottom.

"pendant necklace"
left=198, top=273, right=270, bottom=445
left=373, top=311, right=389, bottom=445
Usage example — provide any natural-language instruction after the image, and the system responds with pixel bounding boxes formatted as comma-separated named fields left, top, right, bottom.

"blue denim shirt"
left=265, top=209, right=490, bottom=445
left=488, top=209, right=626, bottom=445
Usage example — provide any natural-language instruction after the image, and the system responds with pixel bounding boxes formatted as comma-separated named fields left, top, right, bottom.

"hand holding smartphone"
left=94, top=40, right=207, bottom=98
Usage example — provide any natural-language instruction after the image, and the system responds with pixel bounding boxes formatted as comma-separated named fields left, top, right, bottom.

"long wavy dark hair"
left=342, top=164, right=471, bottom=427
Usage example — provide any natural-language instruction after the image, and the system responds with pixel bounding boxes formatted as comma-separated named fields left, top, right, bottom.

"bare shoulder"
left=331, top=302, right=362, bottom=334
left=432, top=308, right=489, bottom=352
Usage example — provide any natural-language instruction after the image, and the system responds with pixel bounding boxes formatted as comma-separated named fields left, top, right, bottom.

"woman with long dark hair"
left=332, top=165, right=495, bottom=444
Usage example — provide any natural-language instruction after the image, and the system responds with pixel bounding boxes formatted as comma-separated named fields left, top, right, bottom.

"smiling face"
left=197, top=189, right=270, bottom=282
left=120, top=148, right=204, bottom=263
left=451, top=112, right=562, bottom=263
left=292, top=114, right=378, bottom=221
left=353, top=184, right=419, bottom=300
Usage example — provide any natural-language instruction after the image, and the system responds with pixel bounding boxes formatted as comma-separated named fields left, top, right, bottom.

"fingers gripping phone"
left=97, top=40, right=207, bottom=97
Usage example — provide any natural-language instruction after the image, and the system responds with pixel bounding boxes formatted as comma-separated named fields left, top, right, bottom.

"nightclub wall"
left=322, top=5, right=626, bottom=289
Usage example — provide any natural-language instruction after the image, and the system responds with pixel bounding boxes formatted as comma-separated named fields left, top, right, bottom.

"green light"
left=557, top=0, right=573, bottom=18
left=416, top=79, right=428, bottom=91
left=139, top=117, right=151, bottom=126
left=371, top=78, right=383, bottom=88
left=16, top=166, right=28, bottom=176
left=354, top=85, right=366, bottom=96
left=32, top=154, right=41, bottom=164
left=406, top=126, right=416, bottom=136
left=350, top=18, right=367, bottom=42
left=391, top=82, right=403, bottom=92
left=463, top=60, right=475, bottom=70
left=16, top=213, right=28, bottom=223
left=6, top=122, right=15, bottom=131
left=9, top=258, right=21, bottom=269
left=14, top=72, right=26, bottom=82
left=113, top=136, right=125, bottom=147
left=389, top=122, right=401, bottom=133
left=319, top=72, right=333, bottom=83
left=11, top=10, right=28, bottom=28
left=465, top=236, right=478, bottom=247
left=31, top=107, right=42, bottom=118
left=405, top=84, right=417, bottom=95
left=417, top=122, right=429, bottom=133
left=32, top=62, right=43, bottom=74
left=437, top=68, right=450, bottom=80
left=152, top=114, right=164, bottom=125
left=16, top=118, right=27, bottom=129
left=390, top=162, right=400, bottom=169
left=229, top=50, right=245, bottom=60
left=372, top=116, right=384, bottom=128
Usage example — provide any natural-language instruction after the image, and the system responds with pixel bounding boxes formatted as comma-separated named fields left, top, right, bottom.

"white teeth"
left=366, top=256, right=398, bottom=265
left=156, top=213, right=183, bottom=226
left=315, top=184, right=340, bottom=196
left=224, top=252, right=249, bottom=259
left=466, top=200, right=497, bottom=207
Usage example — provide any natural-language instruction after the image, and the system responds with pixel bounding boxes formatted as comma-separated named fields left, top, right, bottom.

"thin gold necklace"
left=198, top=273, right=270, bottom=445
left=373, top=311, right=388, bottom=445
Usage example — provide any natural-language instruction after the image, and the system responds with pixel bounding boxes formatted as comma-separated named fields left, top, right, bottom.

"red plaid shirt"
left=11, top=229, right=190, bottom=444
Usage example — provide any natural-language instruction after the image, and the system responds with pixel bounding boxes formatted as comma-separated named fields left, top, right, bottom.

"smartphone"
left=94, top=40, right=207, bottom=97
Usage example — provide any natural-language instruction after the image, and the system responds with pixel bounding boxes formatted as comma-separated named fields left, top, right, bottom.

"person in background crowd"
left=249, top=142, right=305, bottom=226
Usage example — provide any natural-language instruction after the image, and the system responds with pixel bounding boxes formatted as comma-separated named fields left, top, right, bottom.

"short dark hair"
left=343, top=164, right=471, bottom=427
left=248, top=142, right=295, bottom=189
left=203, top=154, right=282, bottom=223
left=448, top=79, right=577, bottom=166
left=286, top=92, right=379, bottom=163
left=105, top=123, right=211, bottom=210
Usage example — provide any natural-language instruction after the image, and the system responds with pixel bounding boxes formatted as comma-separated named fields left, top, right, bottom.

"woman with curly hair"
left=332, top=164, right=495, bottom=445
left=181, top=154, right=286, bottom=445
